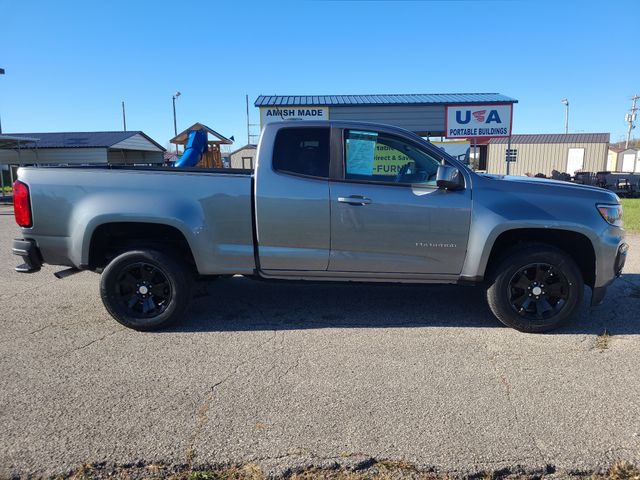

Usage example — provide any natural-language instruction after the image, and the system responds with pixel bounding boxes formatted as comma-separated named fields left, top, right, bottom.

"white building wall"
left=486, top=142, right=608, bottom=176
left=110, top=134, right=163, bottom=152
left=230, top=148, right=257, bottom=169
left=106, top=149, right=164, bottom=164
left=0, top=148, right=107, bottom=165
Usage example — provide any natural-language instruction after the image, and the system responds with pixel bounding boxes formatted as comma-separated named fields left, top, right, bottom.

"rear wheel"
left=486, top=245, right=583, bottom=333
left=100, top=249, right=193, bottom=331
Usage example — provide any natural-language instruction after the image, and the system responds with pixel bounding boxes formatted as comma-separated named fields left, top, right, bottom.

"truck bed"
left=17, top=166, right=257, bottom=275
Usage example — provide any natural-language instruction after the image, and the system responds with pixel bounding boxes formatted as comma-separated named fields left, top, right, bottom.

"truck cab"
left=254, top=121, right=470, bottom=280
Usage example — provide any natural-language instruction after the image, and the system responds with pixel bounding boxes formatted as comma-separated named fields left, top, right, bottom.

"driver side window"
left=344, top=130, right=440, bottom=185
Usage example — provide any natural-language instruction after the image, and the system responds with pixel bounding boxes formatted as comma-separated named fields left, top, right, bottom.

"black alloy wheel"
left=486, top=244, right=583, bottom=333
left=507, top=263, right=570, bottom=322
left=115, top=262, right=173, bottom=318
left=100, top=249, right=193, bottom=331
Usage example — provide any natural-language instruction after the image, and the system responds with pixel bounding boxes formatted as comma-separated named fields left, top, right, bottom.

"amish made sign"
left=260, top=106, right=330, bottom=127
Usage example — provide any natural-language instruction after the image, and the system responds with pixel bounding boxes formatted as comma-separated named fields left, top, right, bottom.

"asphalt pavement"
left=1, top=203, right=639, bottom=478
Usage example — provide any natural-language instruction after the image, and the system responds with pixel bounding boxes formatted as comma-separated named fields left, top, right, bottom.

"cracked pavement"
left=1, top=204, right=639, bottom=477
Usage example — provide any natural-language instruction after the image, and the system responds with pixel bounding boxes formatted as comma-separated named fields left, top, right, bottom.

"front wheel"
left=486, top=245, right=584, bottom=333
left=100, top=249, right=193, bottom=331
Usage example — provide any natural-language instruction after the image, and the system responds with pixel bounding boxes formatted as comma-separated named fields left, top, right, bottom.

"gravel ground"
left=0, top=204, right=639, bottom=478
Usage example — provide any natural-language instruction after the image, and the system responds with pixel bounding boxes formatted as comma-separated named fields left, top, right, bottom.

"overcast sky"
left=1, top=0, right=638, bottom=148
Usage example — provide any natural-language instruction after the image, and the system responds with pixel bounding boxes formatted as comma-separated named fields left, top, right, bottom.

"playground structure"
left=170, top=123, right=233, bottom=168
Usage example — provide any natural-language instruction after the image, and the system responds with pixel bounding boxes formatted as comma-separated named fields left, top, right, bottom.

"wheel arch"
left=86, top=221, right=197, bottom=272
left=482, top=227, right=596, bottom=288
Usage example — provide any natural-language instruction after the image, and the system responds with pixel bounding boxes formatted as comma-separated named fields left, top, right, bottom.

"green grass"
left=621, top=198, right=640, bottom=233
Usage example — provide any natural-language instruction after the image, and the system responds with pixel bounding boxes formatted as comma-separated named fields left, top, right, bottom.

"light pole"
left=1, top=67, right=5, bottom=198
left=0, top=67, right=5, bottom=134
left=561, top=98, right=569, bottom=134
left=172, top=91, right=181, bottom=154
left=121, top=100, right=127, bottom=131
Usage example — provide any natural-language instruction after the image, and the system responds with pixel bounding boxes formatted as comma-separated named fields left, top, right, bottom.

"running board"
left=54, top=268, right=81, bottom=279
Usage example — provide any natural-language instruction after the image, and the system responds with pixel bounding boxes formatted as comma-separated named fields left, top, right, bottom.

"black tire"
left=486, top=244, right=584, bottom=333
left=100, top=249, right=193, bottom=331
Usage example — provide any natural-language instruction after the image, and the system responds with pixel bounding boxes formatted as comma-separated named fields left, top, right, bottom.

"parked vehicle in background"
left=595, top=171, right=640, bottom=198
left=528, top=170, right=640, bottom=198
left=12, top=121, right=628, bottom=333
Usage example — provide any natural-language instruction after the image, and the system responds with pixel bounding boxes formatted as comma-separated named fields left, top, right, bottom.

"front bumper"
left=12, top=238, right=43, bottom=273
left=614, top=242, right=628, bottom=277
left=591, top=242, right=628, bottom=306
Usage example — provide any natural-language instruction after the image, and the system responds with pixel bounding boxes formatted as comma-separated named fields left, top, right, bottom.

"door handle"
left=338, top=195, right=372, bottom=206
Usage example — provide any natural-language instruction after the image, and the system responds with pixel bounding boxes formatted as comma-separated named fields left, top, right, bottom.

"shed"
left=0, top=131, right=165, bottom=165
left=486, top=133, right=610, bottom=177
left=255, top=93, right=517, bottom=137
left=617, top=148, right=639, bottom=173
left=229, top=144, right=257, bottom=169
left=607, top=146, right=623, bottom=172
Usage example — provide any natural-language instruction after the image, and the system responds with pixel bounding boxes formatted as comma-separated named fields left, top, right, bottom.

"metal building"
left=486, top=133, right=610, bottom=177
left=255, top=93, right=517, bottom=136
left=609, top=147, right=639, bottom=173
left=0, top=131, right=165, bottom=166
left=229, top=144, right=257, bottom=169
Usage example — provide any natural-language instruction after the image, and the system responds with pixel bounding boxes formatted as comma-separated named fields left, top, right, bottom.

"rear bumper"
left=591, top=242, right=628, bottom=306
left=12, top=238, right=43, bottom=273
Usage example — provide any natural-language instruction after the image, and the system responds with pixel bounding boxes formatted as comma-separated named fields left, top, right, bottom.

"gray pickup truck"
left=12, top=120, right=628, bottom=332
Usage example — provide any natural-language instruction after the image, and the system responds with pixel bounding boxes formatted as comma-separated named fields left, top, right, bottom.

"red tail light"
left=13, top=180, right=32, bottom=228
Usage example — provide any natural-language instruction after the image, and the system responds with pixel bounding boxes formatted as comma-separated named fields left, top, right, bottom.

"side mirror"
left=436, top=165, right=465, bottom=190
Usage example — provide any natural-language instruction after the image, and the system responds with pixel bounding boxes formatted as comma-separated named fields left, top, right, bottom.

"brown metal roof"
left=170, top=123, right=233, bottom=145
left=490, top=133, right=610, bottom=144
left=229, top=144, right=257, bottom=156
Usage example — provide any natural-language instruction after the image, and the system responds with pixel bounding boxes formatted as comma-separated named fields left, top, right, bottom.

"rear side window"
left=273, top=127, right=330, bottom=178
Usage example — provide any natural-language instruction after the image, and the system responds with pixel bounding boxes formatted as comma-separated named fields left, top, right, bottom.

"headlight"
left=597, top=204, right=623, bottom=227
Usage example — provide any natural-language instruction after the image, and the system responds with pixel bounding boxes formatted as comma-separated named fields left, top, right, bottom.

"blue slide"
left=175, top=130, right=207, bottom=167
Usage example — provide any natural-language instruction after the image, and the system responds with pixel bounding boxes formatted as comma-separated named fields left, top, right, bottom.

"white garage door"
left=566, top=148, right=585, bottom=176
left=622, top=153, right=636, bottom=172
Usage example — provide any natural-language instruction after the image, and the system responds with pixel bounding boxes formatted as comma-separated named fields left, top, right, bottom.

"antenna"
left=625, top=95, right=639, bottom=149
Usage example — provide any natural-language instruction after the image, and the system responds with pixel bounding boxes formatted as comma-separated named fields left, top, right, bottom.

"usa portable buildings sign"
left=445, top=104, right=512, bottom=139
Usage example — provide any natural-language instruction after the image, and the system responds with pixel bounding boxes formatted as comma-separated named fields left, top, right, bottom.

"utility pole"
left=121, top=101, right=127, bottom=131
left=625, top=95, right=639, bottom=149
